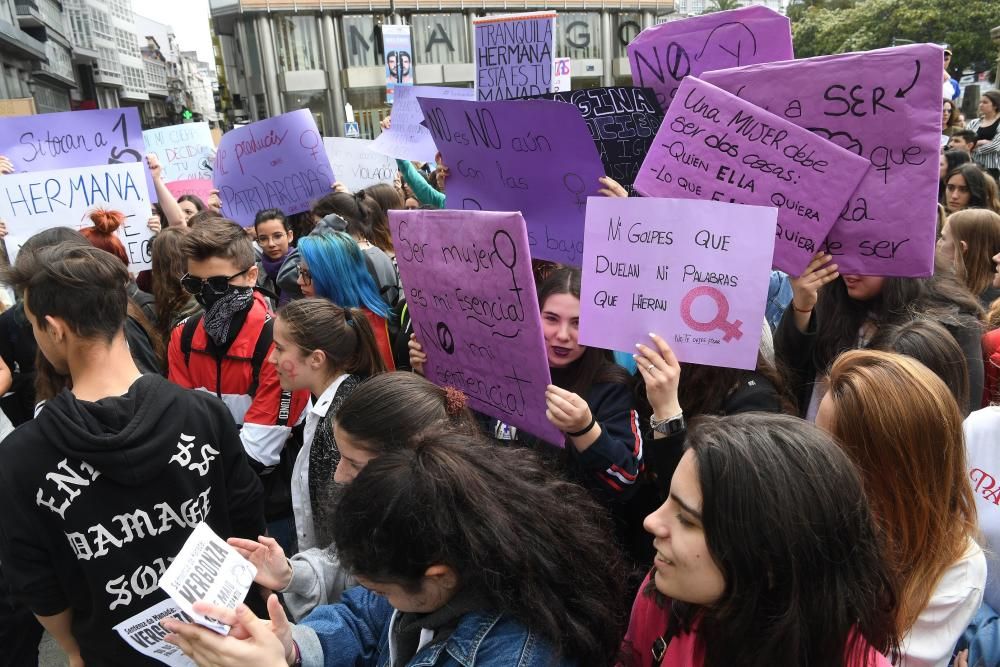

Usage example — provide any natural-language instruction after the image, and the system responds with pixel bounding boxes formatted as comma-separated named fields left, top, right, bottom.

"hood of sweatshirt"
left=35, top=374, right=186, bottom=486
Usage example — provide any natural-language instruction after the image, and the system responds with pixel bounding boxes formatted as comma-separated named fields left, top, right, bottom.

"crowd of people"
left=2, top=65, right=1000, bottom=667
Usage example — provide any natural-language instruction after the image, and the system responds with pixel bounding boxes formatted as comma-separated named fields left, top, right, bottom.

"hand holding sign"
left=634, top=333, right=682, bottom=421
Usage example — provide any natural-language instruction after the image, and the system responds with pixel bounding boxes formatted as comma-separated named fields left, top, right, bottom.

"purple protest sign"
left=0, top=107, right=157, bottom=201
left=417, top=97, right=606, bottom=265
left=634, top=77, right=870, bottom=275
left=389, top=209, right=563, bottom=445
left=475, top=12, right=555, bottom=101
left=703, top=43, right=942, bottom=277
left=627, top=6, right=793, bottom=111
left=213, top=109, right=334, bottom=227
left=580, top=197, right=776, bottom=370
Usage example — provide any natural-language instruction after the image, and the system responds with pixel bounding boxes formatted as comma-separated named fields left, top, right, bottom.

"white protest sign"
left=0, top=162, right=154, bottom=270
left=113, top=598, right=197, bottom=666
left=371, top=85, right=476, bottom=163
left=143, top=122, right=215, bottom=182
left=323, top=138, right=398, bottom=192
left=158, top=522, right=256, bottom=634
left=552, top=57, right=571, bottom=92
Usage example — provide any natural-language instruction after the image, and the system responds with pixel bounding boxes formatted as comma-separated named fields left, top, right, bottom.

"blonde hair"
left=825, top=349, right=977, bottom=633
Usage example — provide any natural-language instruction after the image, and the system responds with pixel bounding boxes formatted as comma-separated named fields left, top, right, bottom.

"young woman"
left=618, top=410, right=898, bottom=667
left=937, top=208, right=1000, bottom=306
left=151, top=227, right=201, bottom=345
left=409, top=266, right=642, bottom=506
left=268, top=298, right=385, bottom=552
left=296, top=231, right=395, bottom=371
left=177, top=194, right=206, bottom=224
left=818, top=350, right=985, bottom=667
left=253, top=208, right=301, bottom=307
left=310, top=191, right=399, bottom=306
left=226, top=371, right=479, bottom=621
left=358, top=183, right=402, bottom=258
left=164, top=431, right=627, bottom=666
left=968, top=90, right=1000, bottom=180
left=940, top=150, right=972, bottom=206
left=945, top=163, right=1000, bottom=214
left=777, top=251, right=984, bottom=417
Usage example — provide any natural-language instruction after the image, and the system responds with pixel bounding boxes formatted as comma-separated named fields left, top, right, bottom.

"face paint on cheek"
left=280, top=360, right=299, bottom=380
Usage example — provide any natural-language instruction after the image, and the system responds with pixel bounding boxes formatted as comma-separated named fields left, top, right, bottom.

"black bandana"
left=201, top=286, right=255, bottom=346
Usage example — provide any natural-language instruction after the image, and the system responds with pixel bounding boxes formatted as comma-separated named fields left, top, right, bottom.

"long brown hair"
left=152, top=227, right=193, bottom=342
left=946, top=209, right=1000, bottom=296
left=276, top=298, right=386, bottom=379
left=824, top=349, right=977, bottom=633
left=359, top=183, right=402, bottom=253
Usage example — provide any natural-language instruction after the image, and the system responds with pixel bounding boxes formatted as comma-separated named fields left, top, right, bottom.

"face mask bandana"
left=199, top=286, right=255, bottom=346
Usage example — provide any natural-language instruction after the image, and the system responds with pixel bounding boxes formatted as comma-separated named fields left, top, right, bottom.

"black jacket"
left=0, top=374, right=264, bottom=666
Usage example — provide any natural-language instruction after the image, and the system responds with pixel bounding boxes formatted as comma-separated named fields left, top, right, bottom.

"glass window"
left=91, top=7, right=112, bottom=42
left=342, top=14, right=386, bottom=68
left=34, top=83, right=71, bottom=113
left=98, top=46, right=121, bottom=76
left=411, top=13, right=468, bottom=65
left=45, top=41, right=74, bottom=79
left=557, top=12, right=601, bottom=60
left=613, top=13, right=642, bottom=59
left=283, top=90, right=329, bottom=135
left=274, top=15, right=320, bottom=71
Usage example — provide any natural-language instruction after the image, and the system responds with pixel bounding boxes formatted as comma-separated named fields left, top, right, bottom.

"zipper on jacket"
left=215, top=354, right=223, bottom=398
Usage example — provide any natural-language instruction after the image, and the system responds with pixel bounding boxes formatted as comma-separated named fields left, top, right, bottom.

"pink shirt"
left=619, top=574, right=892, bottom=667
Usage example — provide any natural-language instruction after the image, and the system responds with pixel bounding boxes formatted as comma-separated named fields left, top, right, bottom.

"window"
left=342, top=14, right=386, bottom=68
left=67, top=6, right=93, bottom=49
left=557, top=13, right=601, bottom=60
left=97, top=46, right=121, bottom=76
left=274, top=14, right=320, bottom=71
left=34, top=82, right=71, bottom=113
left=411, top=13, right=468, bottom=65
left=123, top=65, right=145, bottom=92
left=91, top=7, right=112, bottom=42
left=45, top=41, right=74, bottom=79
left=613, top=13, right=642, bottom=59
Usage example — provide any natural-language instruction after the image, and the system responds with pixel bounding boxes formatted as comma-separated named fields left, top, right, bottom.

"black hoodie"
left=0, top=374, right=264, bottom=666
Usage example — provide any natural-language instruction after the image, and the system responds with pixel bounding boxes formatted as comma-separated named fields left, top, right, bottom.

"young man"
left=948, top=130, right=978, bottom=154
left=0, top=240, right=265, bottom=665
left=168, top=219, right=309, bottom=547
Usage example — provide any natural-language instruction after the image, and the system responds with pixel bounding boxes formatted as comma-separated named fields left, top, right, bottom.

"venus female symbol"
left=680, top=285, right=742, bottom=342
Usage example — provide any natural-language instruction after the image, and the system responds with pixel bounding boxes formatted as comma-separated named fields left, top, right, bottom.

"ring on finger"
left=647, top=364, right=656, bottom=373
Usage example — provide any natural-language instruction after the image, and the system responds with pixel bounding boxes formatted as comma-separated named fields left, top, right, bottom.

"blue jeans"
left=954, top=602, right=1000, bottom=667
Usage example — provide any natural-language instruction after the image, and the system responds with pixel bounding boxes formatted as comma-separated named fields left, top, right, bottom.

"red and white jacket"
left=168, top=292, right=309, bottom=468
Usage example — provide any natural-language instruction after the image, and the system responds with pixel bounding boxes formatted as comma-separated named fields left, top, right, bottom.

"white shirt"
left=292, top=374, right=350, bottom=552
left=964, top=406, right=1000, bottom=610
left=898, top=537, right=986, bottom=667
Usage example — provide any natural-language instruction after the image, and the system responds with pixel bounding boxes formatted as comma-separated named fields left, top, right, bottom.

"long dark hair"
left=277, top=298, right=386, bottom=378
left=652, top=414, right=899, bottom=667
left=311, top=191, right=376, bottom=242
left=152, top=227, right=193, bottom=343
left=946, top=163, right=1000, bottom=212
left=358, top=183, right=402, bottom=253
left=940, top=150, right=971, bottom=204
left=538, top=266, right=630, bottom=395
left=810, top=263, right=982, bottom=376
left=333, top=429, right=627, bottom=664
left=335, top=372, right=478, bottom=453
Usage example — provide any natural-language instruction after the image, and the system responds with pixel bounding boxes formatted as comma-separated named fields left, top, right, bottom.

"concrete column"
left=322, top=13, right=347, bottom=134
left=256, top=14, right=283, bottom=117
left=642, top=11, right=655, bottom=29
left=235, top=18, right=257, bottom=120
left=601, top=11, right=614, bottom=86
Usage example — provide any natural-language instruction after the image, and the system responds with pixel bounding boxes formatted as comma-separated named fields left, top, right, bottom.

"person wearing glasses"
left=253, top=208, right=302, bottom=308
left=167, top=219, right=311, bottom=552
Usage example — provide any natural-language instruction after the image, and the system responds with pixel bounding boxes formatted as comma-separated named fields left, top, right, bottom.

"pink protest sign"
left=579, top=197, right=776, bottom=370
left=703, top=43, right=942, bottom=277
left=165, top=179, right=214, bottom=204
left=627, top=6, right=793, bottom=110
left=417, top=97, right=606, bottom=265
left=213, top=109, right=334, bottom=227
left=634, top=77, right=870, bottom=275
left=389, top=209, right=563, bottom=445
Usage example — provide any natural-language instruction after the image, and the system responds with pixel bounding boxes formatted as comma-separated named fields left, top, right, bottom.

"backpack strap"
left=180, top=314, right=203, bottom=367
left=247, top=316, right=274, bottom=398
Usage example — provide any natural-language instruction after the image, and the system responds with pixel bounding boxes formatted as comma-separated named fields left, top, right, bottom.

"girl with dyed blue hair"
left=297, top=231, right=395, bottom=369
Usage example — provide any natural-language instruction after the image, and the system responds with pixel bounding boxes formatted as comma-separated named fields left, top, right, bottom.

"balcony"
left=93, top=68, right=123, bottom=86
left=0, top=16, right=46, bottom=59
left=15, top=0, right=43, bottom=28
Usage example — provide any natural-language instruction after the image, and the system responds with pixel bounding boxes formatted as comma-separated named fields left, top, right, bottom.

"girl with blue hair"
left=297, top=230, right=395, bottom=370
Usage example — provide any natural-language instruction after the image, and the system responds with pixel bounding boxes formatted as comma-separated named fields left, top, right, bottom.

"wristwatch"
left=650, top=411, right=685, bottom=436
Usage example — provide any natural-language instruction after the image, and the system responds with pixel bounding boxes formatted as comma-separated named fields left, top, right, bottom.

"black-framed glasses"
left=180, top=267, right=251, bottom=296
left=298, top=266, right=312, bottom=286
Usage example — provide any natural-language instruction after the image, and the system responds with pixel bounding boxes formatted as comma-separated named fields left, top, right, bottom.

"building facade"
left=210, top=0, right=678, bottom=137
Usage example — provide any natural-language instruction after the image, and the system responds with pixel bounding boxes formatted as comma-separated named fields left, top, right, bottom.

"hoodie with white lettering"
left=0, top=373, right=264, bottom=666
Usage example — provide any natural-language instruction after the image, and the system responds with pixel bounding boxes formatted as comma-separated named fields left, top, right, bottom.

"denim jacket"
left=292, top=586, right=577, bottom=667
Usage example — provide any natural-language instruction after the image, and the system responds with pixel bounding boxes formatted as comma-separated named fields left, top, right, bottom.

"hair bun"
left=88, top=208, right=125, bottom=235
left=443, top=386, right=468, bottom=416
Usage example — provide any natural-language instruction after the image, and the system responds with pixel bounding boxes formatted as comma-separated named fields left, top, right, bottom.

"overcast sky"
left=134, top=0, right=216, bottom=64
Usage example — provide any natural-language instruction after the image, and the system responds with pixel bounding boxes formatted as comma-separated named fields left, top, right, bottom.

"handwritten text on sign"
left=0, top=162, right=154, bottom=271
left=213, top=109, right=334, bottom=227
left=703, top=43, right=942, bottom=277
left=0, top=107, right=156, bottom=202
left=390, top=209, right=563, bottom=445
left=370, top=85, right=476, bottom=164
left=418, top=97, right=606, bottom=265
left=475, top=12, right=555, bottom=101
left=143, top=122, right=215, bottom=182
left=323, top=138, right=398, bottom=192
left=524, top=87, right=664, bottom=196
left=635, top=78, right=870, bottom=275
left=627, top=6, right=793, bottom=110
left=579, top=197, right=775, bottom=370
